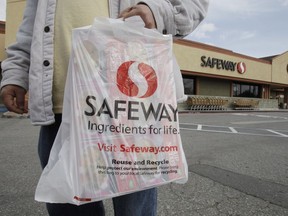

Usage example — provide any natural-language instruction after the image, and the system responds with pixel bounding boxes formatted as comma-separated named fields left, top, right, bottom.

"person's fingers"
left=118, top=6, right=135, bottom=18
left=119, top=5, right=156, bottom=29
left=15, top=88, right=26, bottom=112
left=0, top=85, right=27, bottom=114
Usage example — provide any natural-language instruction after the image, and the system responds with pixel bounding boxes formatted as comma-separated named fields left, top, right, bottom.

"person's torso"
left=53, top=0, right=110, bottom=113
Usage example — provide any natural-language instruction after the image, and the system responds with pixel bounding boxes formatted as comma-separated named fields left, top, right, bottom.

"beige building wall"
left=271, top=51, right=288, bottom=85
left=174, top=40, right=272, bottom=84
left=5, top=0, right=26, bottom=47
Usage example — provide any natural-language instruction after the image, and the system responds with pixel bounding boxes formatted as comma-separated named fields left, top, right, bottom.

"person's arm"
left=119, top=0, right=209, bottom=36
left=139, top=0, right=209, bottom=36
left=0, top=0, right=38, bottom=113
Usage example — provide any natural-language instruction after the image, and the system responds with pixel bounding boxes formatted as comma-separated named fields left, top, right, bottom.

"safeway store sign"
left=200, top=56, right=247, bottom=74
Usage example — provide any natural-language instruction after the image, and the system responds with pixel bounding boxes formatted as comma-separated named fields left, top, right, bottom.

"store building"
left=173, top=40, right=288, bottom=110
left=0, top=21, right=5, bottom=59
left=0, top=21, right=5, bottom=106
left=0, top=21, right=6, bottom=82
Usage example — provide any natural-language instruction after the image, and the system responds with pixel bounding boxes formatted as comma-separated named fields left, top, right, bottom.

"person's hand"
left=119, top=4, right=156, bottom=29
left=0, top=85, right=27, bottom=114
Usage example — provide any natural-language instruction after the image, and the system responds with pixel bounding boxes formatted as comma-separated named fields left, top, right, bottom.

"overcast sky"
left=186, top=0, right=288, bottom=58
left=1, top=0, right=288, bottom=58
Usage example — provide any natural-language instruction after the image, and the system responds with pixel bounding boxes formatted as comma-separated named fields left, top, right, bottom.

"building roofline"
left=271, top=50, right=288, bottom=60
left=174, top=39, right=272, bottom=65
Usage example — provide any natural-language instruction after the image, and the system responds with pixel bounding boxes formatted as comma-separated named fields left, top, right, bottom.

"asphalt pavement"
left=1, top=110, right=288, bottom=216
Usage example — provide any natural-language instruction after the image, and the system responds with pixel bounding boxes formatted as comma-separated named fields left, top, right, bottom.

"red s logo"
left=117, top=61, right=158, bottom=98
left=237, top=62, right=247, bottom=74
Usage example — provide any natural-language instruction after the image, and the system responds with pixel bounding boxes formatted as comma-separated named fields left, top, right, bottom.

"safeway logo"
left=237, top=62, right=246, bottom=74
left=117, top=61, right=158, bottom=98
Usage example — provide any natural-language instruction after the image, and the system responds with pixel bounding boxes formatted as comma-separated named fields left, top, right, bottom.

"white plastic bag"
left=35, top=17, right=188, bottom=205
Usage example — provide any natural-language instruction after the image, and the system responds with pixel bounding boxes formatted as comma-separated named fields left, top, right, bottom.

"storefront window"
left=183, top=75, right=195, bottom=95
left=233, top=83, right=260, bottom=98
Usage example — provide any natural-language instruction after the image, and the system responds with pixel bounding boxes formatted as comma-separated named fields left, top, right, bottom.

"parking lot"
left=1, top=111, right=288, bottom=215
